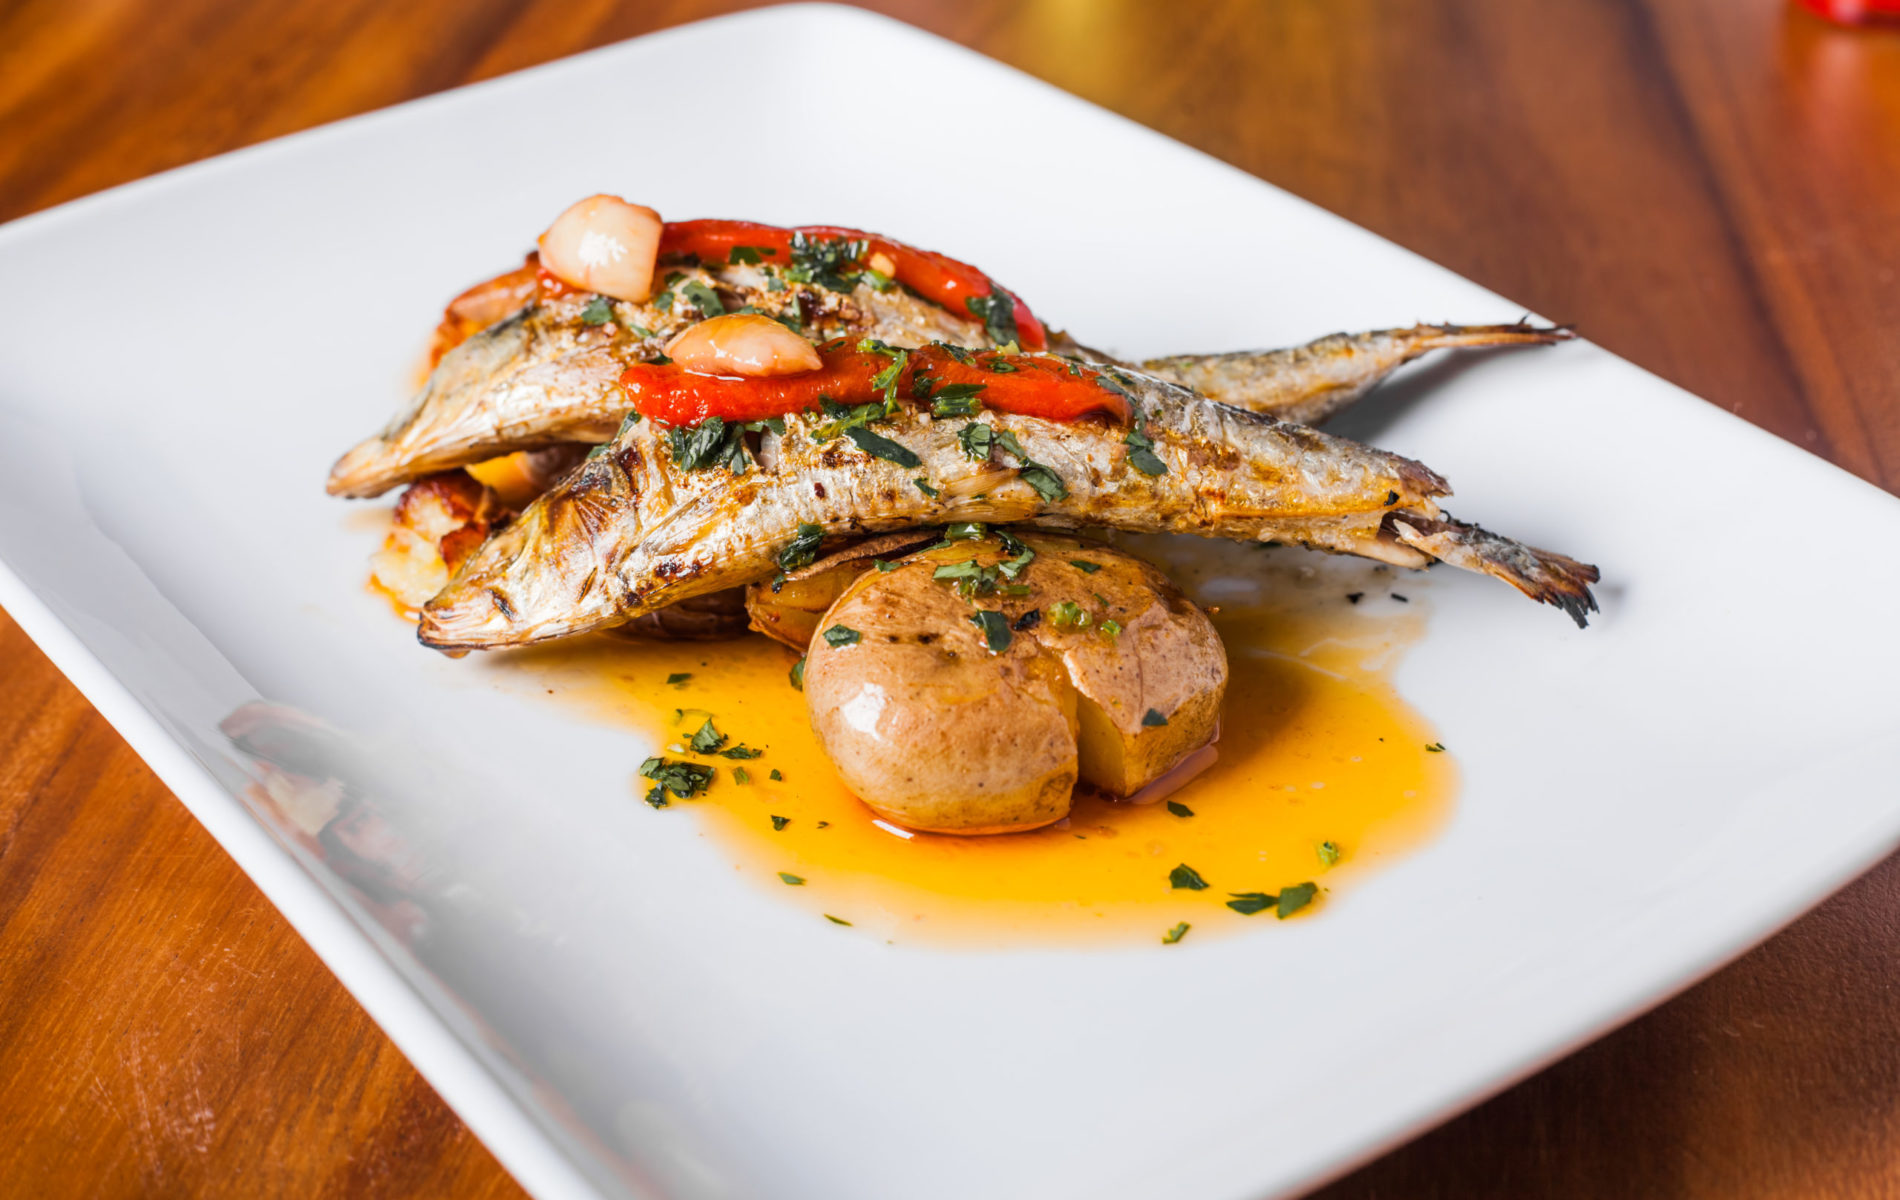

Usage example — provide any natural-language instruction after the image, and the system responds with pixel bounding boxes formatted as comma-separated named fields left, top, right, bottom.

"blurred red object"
left=1796, top=0, right=1900, bottom=23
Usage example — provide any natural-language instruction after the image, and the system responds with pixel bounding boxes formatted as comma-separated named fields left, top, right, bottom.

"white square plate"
left=3, top=7, right=1897, bottom=1198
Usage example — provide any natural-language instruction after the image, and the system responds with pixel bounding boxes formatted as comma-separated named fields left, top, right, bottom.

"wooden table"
left=3, top=1, right=1897, bottom=1195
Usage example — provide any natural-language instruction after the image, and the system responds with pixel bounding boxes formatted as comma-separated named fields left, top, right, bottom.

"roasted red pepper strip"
left=655, top=219, right=1048, bottom=351
left=620, top=342, right=1128, bottom=428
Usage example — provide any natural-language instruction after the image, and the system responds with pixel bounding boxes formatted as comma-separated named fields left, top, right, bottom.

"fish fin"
left=1388, top=513, right=1600, bottom=628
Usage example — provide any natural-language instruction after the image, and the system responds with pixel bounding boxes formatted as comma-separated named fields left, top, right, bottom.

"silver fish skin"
left=418, top=368, right=1595, bottom=651
left=327, top=264, right=987, bottom=499
left=1134, top=322, right=1573, bottom=426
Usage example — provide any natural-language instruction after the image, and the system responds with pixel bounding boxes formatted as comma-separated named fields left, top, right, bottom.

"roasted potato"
left=746, top=531, right=939, bottom=649
left=801, top=531, right=1227, bottom=833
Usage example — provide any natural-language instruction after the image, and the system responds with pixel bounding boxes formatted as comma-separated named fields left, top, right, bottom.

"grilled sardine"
left=419, top=364, right=1596, bottom=650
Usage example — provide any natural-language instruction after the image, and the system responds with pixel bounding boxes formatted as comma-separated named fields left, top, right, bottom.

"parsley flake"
left=1277, top=882, right=1318, bottom=918
left=789, top=658, right=806, bottom=691
left=969, top=610, right=1013, bottom=654
left=733, top=767, right=751, bottom=784
left=1162, top=922, right=1190, bottom=945
left=824, top=914, right=852, bottom=925
left=1318, top=841, right=1342, bottom=866
left=844, top=424, right=921, bottom=468
left=1168, top=863, right=1209, bottom=891
left=1142, top=708, right=1169, bottom=727
left=777, top=523, right=825, bottom=572
left=914, top=478, right=941, bottom=498
left=771, top=815, right=790, bottom=830
left=640, top=757, right=715, bottom=802
left=1167, top=801, right=1194, bottom=818
left=823, top=625, right=862, bottom=648
left=1070, top=560, right=1102, bottom=574
left=778, top=872, right=806, bottom=886
left=769, top=769, right=784, bottom=781
left=688, top=718, right=727, bottom=754
left=579, top=295, right=616, bottom=326
left=964, top=288, right=1021, bottom=346
left=1425, top=742, right=1445, bottom=753
left=1226, top=892, right=1275, bottom=916
left=667, top=416, right=748, bottom=473
left=679, top=279, right=725, bottom=317
left=665, top=672, right=692, bottom=686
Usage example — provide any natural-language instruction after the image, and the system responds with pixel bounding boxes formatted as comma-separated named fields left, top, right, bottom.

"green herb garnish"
left=1162, top=922, right=1190, bottom=945
left=1225, top=892, right=1274, bottom=916
left=789, top=658, right=806, bottom=690
left=721, top=745, right=763, bottom=760
left=640, top=757, right=715, bottom=802
left=728, top=245, right=776, bottom=265
left=928, top=383, right=986, bottom=417
left=914, top=478, right=941, bottom=498
left=665, top=672, right=692, bottom=686
left=823, top=624, right=862, bottom=648
left=771, top=815, right=790, bottom=830
left=733, top=767, right=751, bottom=784
left=824, top=914, right=852, bottom=925
left=1318, top=841, right=1341, bottom=867
left=786, top=231, right=866, bottom=293
left=777, top=522, right=824, bottom=572
left=958, top=421, right=994, bottom=461
left=1277, top=882, right=1318, bottom=918
left=1168, top=863, right=1209, bottom=891
left=844, top=424, right=921, bottom=468
left=964, top=288, right=1021, bottom=346
left=769, top=769, right=784, bottom=781
left=1124, top=424, right=1168, bottom=476
left=778, top=872, right=805, bottom=886
left=1142, top=708, right=1169, bottom=727
left=678, top=279, right=725, bottom=317
left=945, top=522, right=988, bottom=541
left=579, top=295, right=616, bottom=325
left=688, top=718, right=727, bottom=754
left=667, top=416, right=748, bottom=473
left=969, top=610, right=1013, bottom=654
left=1069, top=560, right=1102, bottom=574
left=1425, top=742, right=1445, bottom=752
left=1049, top=600, right=1090, bottom=630
left=1167, top=801, right=1194, bottom=818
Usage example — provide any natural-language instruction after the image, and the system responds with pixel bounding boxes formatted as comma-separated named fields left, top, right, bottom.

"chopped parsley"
left=769, top=768, right=784, bottom=781
left=786, top=231, right=866, bottom=293
left=913, top=478, right=941, bottom=498
left=814, top=396, right=894, bottom=441
left=1049, top=600, right=1090, bottom=631
left=823, top=624, right=862, bottom=648
left=824, top=914, right=852, bottom=925
left=993, top=428, right=1067, bottom=501
left=721, top=745, right=763, bottom=760
left=927, top=383, right=986, bottom=417
left=727, top=245, right=776, bottom=265
left=1318, top=841, right=1341, bottom=866
left=688, top=718, right=727, bottom=754
left=1225, top=892, right=1274, bottom=916
left=678, top=279, right=725, bottom=318
left=873, top=558, right=901, bottom=572
left=1168, top=863, right=1209, bottom=891
left=1226, top=883, right=1321, bottom=918
left=777, top=522, right=825, bottom=572
left=771, top=815, right=790, bottom=830
left=667, top=416, right=748, bottom=473
left=789, top=658, right=806, bottom=691
left=1142, top=708, right=1169, bottom=727
left=665, top=672, right=692, bottom=686
left=964, top=288, right=1021, bottom=346
left=1069, top=560, right=1102, bottom=574
left=1277, top=882, right=1318, bottom=918
left=998, top=543, right=1036, bottom=580
left=1425, top=742, right=1445, bottom=753
left=733, top=767, right=751, bottom=784
left=844, top=424, right=921, bottom=468
left=1161, top=922, right=1190, bottom=945
left=579, top=295, right=616, bottom=326
left=1124, top=424, right=1168, bottom=476
left=945, top=522, right=988, bottom=540
left=778, top=872, right=806, bottom=886
left=958, top=422, right=994, bottom=461
left=1167, top=801, right=1194, bottom=818
left=640, top=757, right=715, bottom=803
left=969, top=610, right=1013, bottom=654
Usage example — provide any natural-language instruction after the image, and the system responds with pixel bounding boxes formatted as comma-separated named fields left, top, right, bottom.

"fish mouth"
left=417, top=585, right=518, bottom=650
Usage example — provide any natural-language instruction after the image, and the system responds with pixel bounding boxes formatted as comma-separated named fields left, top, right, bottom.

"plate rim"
left=3, top=6, right=1899, bottom=1200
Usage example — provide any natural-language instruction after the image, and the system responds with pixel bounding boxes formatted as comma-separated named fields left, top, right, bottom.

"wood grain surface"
left=2, top=1, right=1897, bottom=1197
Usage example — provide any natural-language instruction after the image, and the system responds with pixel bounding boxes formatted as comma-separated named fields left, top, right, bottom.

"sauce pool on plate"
left=488, top=537, right=1454, bottom=947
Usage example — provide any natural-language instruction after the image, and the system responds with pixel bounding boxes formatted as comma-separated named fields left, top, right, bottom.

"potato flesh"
left=801, top=532, right=1227, bottom=833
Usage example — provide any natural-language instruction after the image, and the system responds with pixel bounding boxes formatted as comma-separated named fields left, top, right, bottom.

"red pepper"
left=655, top=219, right=1047, bottom=351
left=620, top=342, right=1128, bottom=428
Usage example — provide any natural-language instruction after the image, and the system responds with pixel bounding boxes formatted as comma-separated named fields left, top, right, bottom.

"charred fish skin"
left=1137, top=322, right=1573, bottom=426
left=417, top=362, right=1588, bottom=651
left=326, top=263, right=993, bottom=499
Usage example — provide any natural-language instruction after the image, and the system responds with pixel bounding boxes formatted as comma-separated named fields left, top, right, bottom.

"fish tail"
left=1387, top=512, right=1599, bottom=628
left=1408, top=321, right=1576, bottom=353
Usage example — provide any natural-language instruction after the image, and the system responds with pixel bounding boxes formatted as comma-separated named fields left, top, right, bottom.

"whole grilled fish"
left=328, top=262, right=987, bottom=498
left=418, top=362, right=1596, bottom=650
left=1133, top=322, right=1573, bottom=426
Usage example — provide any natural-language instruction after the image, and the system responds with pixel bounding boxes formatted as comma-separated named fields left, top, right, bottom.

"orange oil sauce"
left=485, top=538, right=1454, bottom=947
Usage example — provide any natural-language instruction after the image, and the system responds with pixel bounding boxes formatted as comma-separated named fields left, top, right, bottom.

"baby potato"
left=746, top=532, right=939, bottom=650
left=802, top=531, right=1227, bottom=833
